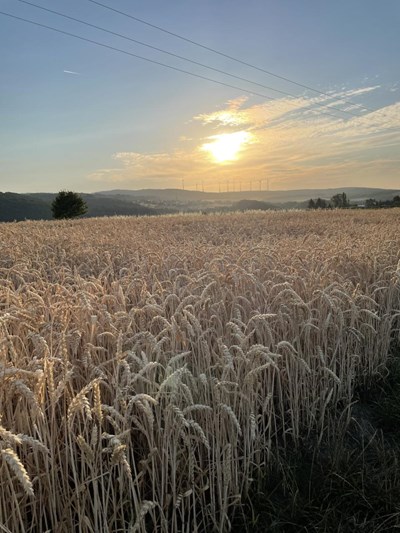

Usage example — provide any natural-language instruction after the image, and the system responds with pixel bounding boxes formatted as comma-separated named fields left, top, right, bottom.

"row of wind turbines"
left=181, top=178, right=271, bottom=192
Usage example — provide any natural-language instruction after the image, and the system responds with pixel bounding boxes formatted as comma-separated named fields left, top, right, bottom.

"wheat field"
left=0, top=210, right=399, bottom=532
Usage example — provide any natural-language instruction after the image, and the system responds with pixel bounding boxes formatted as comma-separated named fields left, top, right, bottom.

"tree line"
left=307, top=193, right=350, bottom=209
left=364, top=196, right=400, bottom=209
left=308, top=193, right=400, bottom=210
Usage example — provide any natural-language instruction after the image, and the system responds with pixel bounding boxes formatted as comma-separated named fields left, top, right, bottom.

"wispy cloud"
left=88, top=84, right=400, bottom=190
left=63, top=70, right=80, bottom=75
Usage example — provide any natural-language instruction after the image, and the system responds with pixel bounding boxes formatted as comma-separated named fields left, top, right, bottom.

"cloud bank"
left=89, top=85, right=400, bottom=190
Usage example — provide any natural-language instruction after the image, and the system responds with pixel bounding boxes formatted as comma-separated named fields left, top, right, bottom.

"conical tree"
left=51, top=191, right=88, bottom=219
left=308, top=198, right=316, bottom=209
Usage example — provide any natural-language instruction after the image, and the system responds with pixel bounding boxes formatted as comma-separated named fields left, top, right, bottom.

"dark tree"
left=308, top=198, right=316, bottom=209
left=51, top=191, right=88, bottom=219
left=365, top=198, right=379, bottom=209
left=315, top=198, right=328, bottom=209
left=392, top=195, right=400, bottom=207
left=330, top=192, right=350, bottom=208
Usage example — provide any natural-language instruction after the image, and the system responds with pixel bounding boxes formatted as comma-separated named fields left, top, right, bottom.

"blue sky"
left=1, top=0, right=399, bottom=192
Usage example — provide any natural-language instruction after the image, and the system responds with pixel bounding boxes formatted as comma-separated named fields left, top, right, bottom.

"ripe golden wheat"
left=0, top=209, right=399, bottom=532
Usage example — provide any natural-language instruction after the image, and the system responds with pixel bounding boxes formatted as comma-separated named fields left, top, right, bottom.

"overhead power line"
left=14, top=0, right=365, bottom=118
left=0, top=10, right=353, bottom=121
left=86, top=0, right=375, bottom=113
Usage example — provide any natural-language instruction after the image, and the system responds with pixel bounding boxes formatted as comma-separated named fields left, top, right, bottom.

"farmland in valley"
left=0, top=210, right=399, bottom=532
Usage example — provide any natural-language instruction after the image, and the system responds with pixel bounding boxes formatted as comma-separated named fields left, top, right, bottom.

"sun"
left=201, top=131, right=252, bottom=163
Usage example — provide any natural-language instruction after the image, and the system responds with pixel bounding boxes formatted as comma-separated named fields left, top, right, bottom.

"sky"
left=1, top=0, right=399, bottom=193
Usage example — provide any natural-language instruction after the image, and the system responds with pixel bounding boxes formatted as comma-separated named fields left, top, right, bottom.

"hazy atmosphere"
left=1, top=0, right=399, bottom=193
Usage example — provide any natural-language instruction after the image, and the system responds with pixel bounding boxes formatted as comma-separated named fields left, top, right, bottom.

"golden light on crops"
left=1, top=211, right=400, bottom=531
left=201, top=130, right=252, bottom=162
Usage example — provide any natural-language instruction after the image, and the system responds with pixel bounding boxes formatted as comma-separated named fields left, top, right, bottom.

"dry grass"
left=0, top=209, right=399, bottom=532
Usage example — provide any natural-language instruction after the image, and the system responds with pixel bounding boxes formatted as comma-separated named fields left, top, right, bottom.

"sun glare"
left=201, top=131, right=252, bottom=163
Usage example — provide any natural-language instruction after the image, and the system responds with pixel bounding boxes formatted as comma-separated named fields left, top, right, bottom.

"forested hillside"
left=0, top=192, right=166, bottom=221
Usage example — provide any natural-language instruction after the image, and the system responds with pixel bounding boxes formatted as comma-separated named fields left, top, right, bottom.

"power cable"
left=14, top=0, right=366, bottom=118
left=86, top=0, right=376, bottom=113
left=0, top=10, right=353, bottom=122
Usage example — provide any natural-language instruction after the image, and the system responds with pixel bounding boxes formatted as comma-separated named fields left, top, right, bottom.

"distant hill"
left=1, top=187, right=399, bottom=222
left=0, top=192, right=172, bottom=222
left=97, top=188, right=207, bottom=201
left=0, top=193, right=51, bottom=222
left=29, top=193, right=166, bottom=218
left=96, top=187, right=400, bottom=204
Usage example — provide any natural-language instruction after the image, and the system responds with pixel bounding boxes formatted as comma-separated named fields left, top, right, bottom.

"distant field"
left=0, top=210, right=399, bottom=532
